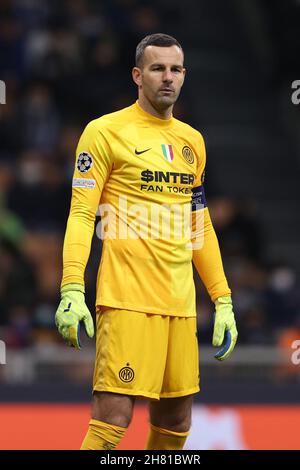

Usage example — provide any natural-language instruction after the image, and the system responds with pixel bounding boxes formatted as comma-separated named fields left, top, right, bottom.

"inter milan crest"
left=77, top=152, right=93, bottom=173
left=119, top=363, right=135, bottom=383
left=182, top=145, right=194, bottom=164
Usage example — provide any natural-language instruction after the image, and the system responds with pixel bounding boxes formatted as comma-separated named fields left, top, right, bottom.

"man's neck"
left=137, top=96, right=173, bottom=120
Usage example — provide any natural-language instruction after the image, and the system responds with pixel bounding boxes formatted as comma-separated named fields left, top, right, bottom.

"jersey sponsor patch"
left=72, top=178, right=96, bottom=189
left=191, top=185, right=207, bottom=210
left=77, top=151, right=93, bottom=173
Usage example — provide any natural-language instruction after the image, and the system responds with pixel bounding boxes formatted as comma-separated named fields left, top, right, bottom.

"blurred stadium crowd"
left=0, top=0, right=300, bottom=356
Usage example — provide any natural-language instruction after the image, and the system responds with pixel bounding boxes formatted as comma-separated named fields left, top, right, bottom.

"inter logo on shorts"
left=119, top=363, right=135, bottom=383
left=182, top=145, right=194, bottom=164
left=161, top=144, right=174, bottom=162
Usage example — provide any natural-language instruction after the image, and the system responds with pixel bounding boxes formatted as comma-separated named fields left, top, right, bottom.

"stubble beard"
left=153, top=90, right=179, bottom=111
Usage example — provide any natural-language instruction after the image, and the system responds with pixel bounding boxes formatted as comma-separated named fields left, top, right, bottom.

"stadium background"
left=0, top=0, right=300, bottom=449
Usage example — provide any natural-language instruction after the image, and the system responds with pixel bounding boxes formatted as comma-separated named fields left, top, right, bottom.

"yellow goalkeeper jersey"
left=62, top=101, right=211, bottom=316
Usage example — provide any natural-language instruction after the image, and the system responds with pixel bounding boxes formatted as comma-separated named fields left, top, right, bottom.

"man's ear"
left=132, top=67, right=142, bottom=87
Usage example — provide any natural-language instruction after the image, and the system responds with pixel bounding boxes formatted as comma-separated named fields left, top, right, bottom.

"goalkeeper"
left=55, top=33, right=237, bottom=450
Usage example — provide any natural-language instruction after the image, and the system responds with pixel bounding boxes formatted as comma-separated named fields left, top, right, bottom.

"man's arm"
left=61, top=172, right=101, bottom=288
left=192, top=207, right=231, bottom=302
left=56, top=120, right=112, bottom=348
left=62, top=121, right=112, bottom=288
left=192, top=206, right=238, bottom=360
left=191, top=133, right=237, bottom=360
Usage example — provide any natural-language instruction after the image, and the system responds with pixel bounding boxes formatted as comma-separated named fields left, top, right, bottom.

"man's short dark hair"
left=135, top=33, right=183, bottom=68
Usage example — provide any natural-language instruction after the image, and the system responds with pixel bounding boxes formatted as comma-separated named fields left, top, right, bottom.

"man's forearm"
left=192, top=207, right=231, bottom=302
left=61, top=197, right=96, bottom=288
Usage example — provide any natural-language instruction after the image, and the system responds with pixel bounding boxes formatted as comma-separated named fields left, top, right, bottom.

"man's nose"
left=162, top=69, right=173, bottom=82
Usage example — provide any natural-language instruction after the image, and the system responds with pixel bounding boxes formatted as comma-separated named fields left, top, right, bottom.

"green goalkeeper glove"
left=55, top=283, right=94, bottom=349
left=213, top=295, right=238, bottom=361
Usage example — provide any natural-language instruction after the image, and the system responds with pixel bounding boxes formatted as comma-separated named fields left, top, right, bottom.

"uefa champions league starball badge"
left=77, top=152, right=93, bottom=173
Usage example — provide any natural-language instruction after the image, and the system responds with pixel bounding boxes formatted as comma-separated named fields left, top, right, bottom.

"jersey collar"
left=134, top=100, right=175, bottom=128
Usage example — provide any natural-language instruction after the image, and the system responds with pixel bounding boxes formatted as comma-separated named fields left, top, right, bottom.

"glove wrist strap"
left=215, top=295, right=232, bottom=307
left=61, top=283, right=85, bottom=295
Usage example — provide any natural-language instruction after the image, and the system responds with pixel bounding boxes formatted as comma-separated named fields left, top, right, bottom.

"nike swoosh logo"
left=135, top=148, right=151, bottom=155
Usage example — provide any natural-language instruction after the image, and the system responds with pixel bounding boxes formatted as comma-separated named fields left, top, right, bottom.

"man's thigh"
left=160, top=316, right=200, bottom=398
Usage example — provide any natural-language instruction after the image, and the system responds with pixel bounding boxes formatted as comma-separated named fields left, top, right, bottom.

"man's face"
left=134, top=45, right=186, bottom=110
